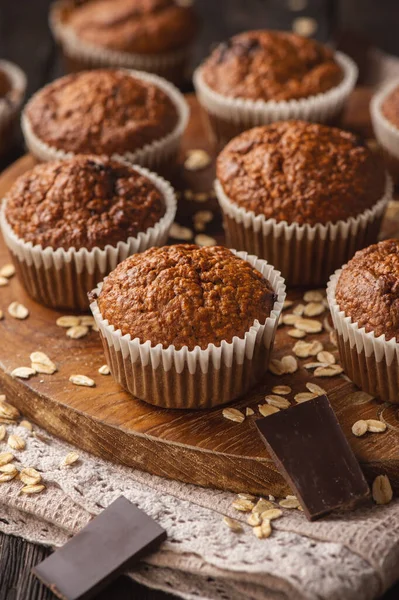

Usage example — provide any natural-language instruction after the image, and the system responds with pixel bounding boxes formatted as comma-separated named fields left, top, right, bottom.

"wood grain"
left=0, top=93, right=399, bottom=497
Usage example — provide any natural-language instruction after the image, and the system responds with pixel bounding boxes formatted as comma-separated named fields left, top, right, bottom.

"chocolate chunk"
left=256, top=395, right=370, bottom=520
left=32, top=496, right=166, bottom=600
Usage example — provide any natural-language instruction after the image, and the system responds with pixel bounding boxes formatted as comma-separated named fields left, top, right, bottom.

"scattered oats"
left=31, top=362, right=56, bottom=375
left=253, top=519, right=272, bottom=539
left=194, top=210, right=213, bottom=224
left=294, top=392, right=317, bottom=403
left=282, top=300, right=294, bottom=310
left=20, top=420, right=33, bottom=431
left=80, top=316, right=95, bottom=327
left=281, top=355, right=298, bottom=374
left=295, top=340, right=323, bottom=358
left=247, top=512, right=262, bottom=527
left=316, top=351, right=336, bottom=365
left=195, top=234, right=217, bottom=247
left=0, top=401, right=20, bottom=420
left=344, top=391, right=374, bottom=405
left=366, top=419, right=387, bottom=433
left=323, top=316, right=333, bottom=332
left=265, top=395, right=290, bottom=409
left=292, top=16, right=318, bottom=37
left=0, top=465, right=18, bottom=482
left=8, top=301, right=29, bottom=320
left=245, top=407, right=254, bottom=416
left=269, top=359, right=284, bottom=375
left=222, top=516, right=243, bottom=533
left=30, top=352, right=56, bottom=374
left=297, top=505, right=304, bottom=511
left=0, top=276, right=8, bottom=287
left=303, top=362, right=329, bottom=370
left=303, top=302, right=325, bottom=317
left=0, top=463, right=17, bottom=474
left=314, top=365, right=343, bottom=377
left=372, top=475, right=393, bottom=505
left=232, top=498, right=254, bottom=512
left=56, top=316, right=81, bottom=328
left=253, top=498, right=274, bottom=513
left=92, top=323, right=99, bottom=332
left=293, top=304, right=305, bottom=316
left=288, top=328, right=306, bottom=339
left=0, top=264, right=15, bottom=278
left=8, top=434, right=25, bottom=451
left=20, top=467, right=42, bottom=485
left=295, top=318, right=323, bottom=334
left=303, top=290, right=324, bottom=303
left=69, top=374, right=95, bottom=387
left=279, top=498, right=301, bottom=509
left=222, top=408, right=245, bottom=423
left=11, top=366, right=36, bottom=379
left=98, top=364, right=110, bottom=375
left=261, top=508, right=283, bottom=521
left=61, top=452, right=80, bottom=467
left=305, top=382, right=326, bottom=396
left=352, top=420, right=368, bottom=437
left=184, top=149, right=211, bottom=171
left=258, top=404, right=280, bottom=417
left=282, top=314, right=299, bottom=326
left=271, top=385, right=291, bottom=395
left=169, top=222, right=193, bottom=241
left=184, top=189, right=194, bottom=201
left=20, top=483, right=45, bottom=495
left=288, top=0, right=308, bottom=11
left=193, top=192, right=209, bottom=203
left=238, top=493, right=256, bottom=501
left=66, top=325, right=89, bottom=339
left=268, top=495, right=276, bottom=502
left=329, top=330, right=338, bottom=346
left=0, top=425, right=6, bottom=441
left=0, top=452, right=14, bottom=466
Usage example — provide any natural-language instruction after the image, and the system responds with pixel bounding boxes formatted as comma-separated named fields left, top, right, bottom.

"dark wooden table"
left=1, top=1, right=399, bottom=598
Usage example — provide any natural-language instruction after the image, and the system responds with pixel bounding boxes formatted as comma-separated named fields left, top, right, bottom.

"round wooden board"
left=1, top=94, right=399, bottom=497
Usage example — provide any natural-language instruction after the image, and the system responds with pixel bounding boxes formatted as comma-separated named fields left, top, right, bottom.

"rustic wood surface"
left=1, top=93, right=399, bottom=500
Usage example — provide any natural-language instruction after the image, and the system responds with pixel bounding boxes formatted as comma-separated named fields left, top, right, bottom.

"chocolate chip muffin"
left=90, top=244, right=285, bottom=408
left=50, top=0, right=199, bottom=85
left=215, top=121, right=390, bottom=286
left=1, top=156, right=177, bottom=311
left=371, top=81, right=399, bottom=185
left=217, top=121, right=386, bottom=226
left=97, top=244, right=276, bottom=350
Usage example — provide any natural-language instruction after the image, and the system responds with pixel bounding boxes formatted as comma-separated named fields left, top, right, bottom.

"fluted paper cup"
left=0, top=165, right=177, bottom=311
left=215, top=176, right=392, bottom=287
left=327, top=268, right=399, bottom=404
left=89, top=251, right=286, bottom=409
left=50, top=0, right=193, bottom=85
left=371, top=78, right=399, bottom=185
left=0, top=59, right=26, bottom=157
left=21, top=69, right=189, bottom=172
left=194, top=52, right=358, bottom=146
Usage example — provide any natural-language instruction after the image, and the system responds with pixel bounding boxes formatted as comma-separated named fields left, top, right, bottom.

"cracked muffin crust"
left=217, top=121, right=386, bottom=226
left=96, top=244, right=276, bottom=350
left=201, top=30, right=343, bottom=102
left=4, top=155, right=166, bottom=250
left=335, top=239, right=399, bottom=342
left=24, top=69, right=179, bottom=155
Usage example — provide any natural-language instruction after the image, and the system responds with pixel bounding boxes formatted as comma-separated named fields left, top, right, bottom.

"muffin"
left=89, top=244, right=286, bottom=408
left=327, top=239, right=399, bottom=404
left=215, top=121, right=391, bottom=286
left=194, top=30, right=357, bottom=146
left=21, top=68, right=189, bottom=171
left=0, top=59, right=26, bottom=157
left=371, top=79, right=399, bottom=185
left=50, top=0, right=199, bottom=85
left=0, top=155, right=176, bottom=310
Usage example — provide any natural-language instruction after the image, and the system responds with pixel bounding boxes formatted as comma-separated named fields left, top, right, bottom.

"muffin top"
left=381, top=84, right=399, bottom=129
left=217, top=121, right=386, bottom=226
left=335, top=239, right=399, bottom=342
left=63, top=0, right=198, bottom=54
left=96, top=244, right=276, bottom=350
left=25, top=69, right=179, bottom=155
left=200, top=30, right=343, bottom=102
left=0, top=69, right=11, bottom=98
left=4, top=155, right=166, bottom=251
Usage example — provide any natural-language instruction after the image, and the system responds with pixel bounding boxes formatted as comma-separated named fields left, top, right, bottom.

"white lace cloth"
left=1, top=418, right=399, bottom=600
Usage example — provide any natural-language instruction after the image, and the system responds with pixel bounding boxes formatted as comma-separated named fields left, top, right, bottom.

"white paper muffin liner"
left=370, top=78, right=399, bottom=184
left=0, top=164, right=177, bottom=311
left=193, top=52, right=358, bottom=145
left=215, top=176, right=392, bottom=287
left=50, top=0, right=193, bottom=84
left=89, top=251, right=286, bottom=409
left=0, top=59, right=27, bottom=156
left=327, top=268, right=399, bottom=404
left=21, top=69, right=189, bottom=170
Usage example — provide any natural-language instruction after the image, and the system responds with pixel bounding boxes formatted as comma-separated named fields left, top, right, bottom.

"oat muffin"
left=50, top=0, right=199, bottom=85
left=22, top=69, right=189, bottom=169
left=90, top=244, right=285, bottom=408
left=215, top=121, right=390, bottom=286
left=371, top=81, right=399, bottom=184
left=328, top=239, right=399, bottom=403
left=1, top=156, right=176, bottom=310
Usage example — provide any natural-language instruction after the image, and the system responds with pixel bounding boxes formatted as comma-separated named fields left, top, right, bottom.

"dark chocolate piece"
left=32, top=496, right=166, bottom=600
left=256, top=395, right=370, bottom=520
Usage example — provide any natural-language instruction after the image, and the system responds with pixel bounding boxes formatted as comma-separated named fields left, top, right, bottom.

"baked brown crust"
left=64, top=0, right=198, bottom=54
left=335, top=239, right=399, bottom=342
left=217, top=121, right=386, bottom=226
left=96, top=244, right=276, bottom=350
left=0, top=69, right=11, bottom=98
left=25, top=69, right=179, bottom=155
left=201, top=30, right=343, bottom=101
left=381, top=85, right=399, bottom=129
left=4, top=155, right=165, bottom=250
